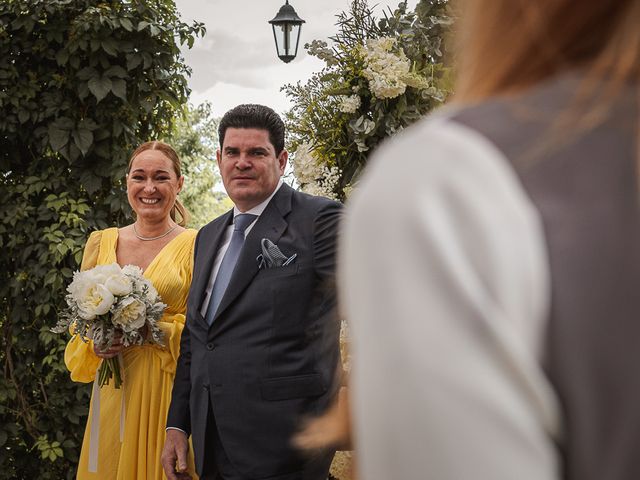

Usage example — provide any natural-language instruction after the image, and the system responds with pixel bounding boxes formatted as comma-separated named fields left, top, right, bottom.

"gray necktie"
left=205, top=213, right=257, bottom=325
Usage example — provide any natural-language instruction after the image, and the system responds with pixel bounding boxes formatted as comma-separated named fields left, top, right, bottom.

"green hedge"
left=0, top=1, right=203, bottom=477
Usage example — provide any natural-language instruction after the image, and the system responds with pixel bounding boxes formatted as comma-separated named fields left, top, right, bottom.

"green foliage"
left=168, top=102, right=232, bottom=228
left=0, top=1, right=203, bottom=478
left=283, top=0, right=453, bottom=201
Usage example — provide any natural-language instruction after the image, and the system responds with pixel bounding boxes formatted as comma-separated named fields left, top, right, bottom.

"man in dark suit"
left=161, top=104, right=341, bottom=480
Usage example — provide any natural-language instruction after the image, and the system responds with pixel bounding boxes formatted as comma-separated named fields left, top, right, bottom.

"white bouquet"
left=53, top=263, right=165, bottom=388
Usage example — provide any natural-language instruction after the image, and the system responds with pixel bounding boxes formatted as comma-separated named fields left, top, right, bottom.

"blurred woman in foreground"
left=341, top=1, right=640, bottom=480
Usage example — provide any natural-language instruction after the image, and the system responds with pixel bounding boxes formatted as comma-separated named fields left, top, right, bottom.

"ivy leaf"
left=48, top=126, right=69, bottom=151
left=79, top=170, right=102, bottom=195
left=71, top=128, right=93, bottom=156
left=76, top=67, right=97, bottom=81
left=55, top=49, right=69, bottom=66
left=88, top=76, right=112, bottom=103
left=120, top=17, right=133, bottom=31
left=111, top=79, right=127, bottom=101
left=18, top=109, right=30, bottom=124
left=101, top=38, right=118, bottom=57
left=54, top=117, right=75, bottom=130
left=126, top=53, right=142, bottom=71
left=78, top=118, right=98, bottom=131
left=105, top=65, right=127, bottom=78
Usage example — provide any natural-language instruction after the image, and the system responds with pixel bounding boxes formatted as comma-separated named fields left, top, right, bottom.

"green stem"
left=98, top=357, right=122, bottom=389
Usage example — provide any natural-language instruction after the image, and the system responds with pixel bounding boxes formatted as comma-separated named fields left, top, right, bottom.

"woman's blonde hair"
left=127, top=141, right=191, bottom=227
left=454, top=0, right=640, bottom=102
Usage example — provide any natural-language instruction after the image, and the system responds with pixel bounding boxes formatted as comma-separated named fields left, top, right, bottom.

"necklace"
left=133, top=223, right=178, bottom=241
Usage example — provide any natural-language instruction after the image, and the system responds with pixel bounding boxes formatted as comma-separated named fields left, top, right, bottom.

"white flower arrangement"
left=284, top=0, right=452, bottom=201
left=360, top=36, right=429, bottom=100
left=301, top=165, right=342, bottom=201
left=292, top=142, right=342, bottom=201
left=291, top=141, right=320, bottom=185
left=337, top=94, right=362, bottom=113
left=52, top=263, right=165, bottom=388
left=360, top=37, right=410, bottom=99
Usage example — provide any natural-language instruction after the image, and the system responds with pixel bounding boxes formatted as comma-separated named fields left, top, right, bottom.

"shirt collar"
left=233, top=178, right=284, bottom=219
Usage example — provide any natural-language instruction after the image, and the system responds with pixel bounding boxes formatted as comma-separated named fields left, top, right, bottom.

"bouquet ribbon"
left=88, top=354, right=126, bottom=473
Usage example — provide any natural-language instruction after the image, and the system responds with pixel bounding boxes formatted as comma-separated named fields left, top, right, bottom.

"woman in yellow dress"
left=65, top=141, right=198, bottom=479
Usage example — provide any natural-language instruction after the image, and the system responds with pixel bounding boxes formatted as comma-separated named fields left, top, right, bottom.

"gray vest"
left=453, top=74, right=640, bottom=480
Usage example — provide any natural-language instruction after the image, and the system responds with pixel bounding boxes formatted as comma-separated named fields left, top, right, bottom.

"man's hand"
left=161, top=429, right=191, bottom=480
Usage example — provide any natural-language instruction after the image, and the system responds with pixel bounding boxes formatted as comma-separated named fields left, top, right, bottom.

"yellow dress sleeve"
left=155, top=315, right=186, bottom=375
left=64, top=231, right=103, bottom=383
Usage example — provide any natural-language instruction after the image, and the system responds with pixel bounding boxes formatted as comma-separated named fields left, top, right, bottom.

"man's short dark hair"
left=218, top=104, right=285, bottom=155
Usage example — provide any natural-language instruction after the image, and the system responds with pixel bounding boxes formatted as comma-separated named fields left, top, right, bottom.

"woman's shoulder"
left=86, top=227, right=119, bottom=250
left=81, top=228, right=117, bottom=270
left=178, top=227, right=198, bottom=244
left=166, top=228, right=198, bottom=254
left=86, top=226, right=118, bottom=240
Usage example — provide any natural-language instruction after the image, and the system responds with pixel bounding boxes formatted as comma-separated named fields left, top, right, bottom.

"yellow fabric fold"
left=65, top=336, right=100, bottom=383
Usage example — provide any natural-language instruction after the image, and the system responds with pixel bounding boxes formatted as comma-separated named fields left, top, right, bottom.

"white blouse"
left=340, top=115, right=562, bottom=480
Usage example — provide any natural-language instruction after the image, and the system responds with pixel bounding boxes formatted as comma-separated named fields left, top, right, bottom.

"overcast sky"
left=174, top=0, right=417, bottom=117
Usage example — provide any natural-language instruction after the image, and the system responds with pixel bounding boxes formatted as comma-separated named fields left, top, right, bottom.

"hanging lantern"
left=268, top=1, right=305, bottom=63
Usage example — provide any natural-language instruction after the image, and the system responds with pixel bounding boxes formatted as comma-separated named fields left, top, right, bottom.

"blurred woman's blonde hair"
left=454, top=0, right=640, bottom=102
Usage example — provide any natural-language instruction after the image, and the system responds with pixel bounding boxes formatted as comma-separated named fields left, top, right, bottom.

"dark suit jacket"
left=167, top=184, right=342, bottom=479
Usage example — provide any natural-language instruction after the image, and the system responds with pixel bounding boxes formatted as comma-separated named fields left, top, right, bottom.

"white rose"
left=113, top=297, right=146, bottom=331
left=77, top=283, right=115, bottom=320
left=122, top=264, right=143, bottom=277
left=90, top=263, right=122, bottom=283
left=105, top=273, right=133, bottom=297
left=145, top=283, right=159, bottom=304
left=67, top=269, right=92, bottom=299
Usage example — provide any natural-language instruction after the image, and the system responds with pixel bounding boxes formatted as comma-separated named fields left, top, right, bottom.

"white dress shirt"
left=340, top=115, right=562, bottom=480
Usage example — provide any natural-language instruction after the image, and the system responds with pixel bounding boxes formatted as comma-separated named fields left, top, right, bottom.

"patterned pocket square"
left=257, top=238, right=297, bottom=269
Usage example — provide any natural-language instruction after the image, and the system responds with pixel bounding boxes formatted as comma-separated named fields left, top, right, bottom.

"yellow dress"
left=65, top=227, right=198, bottom=480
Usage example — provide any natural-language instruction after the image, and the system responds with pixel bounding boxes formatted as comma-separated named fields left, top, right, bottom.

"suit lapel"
left=212, top=184, right=293, bottom=322
left=192, top=209, right=234, bottom=321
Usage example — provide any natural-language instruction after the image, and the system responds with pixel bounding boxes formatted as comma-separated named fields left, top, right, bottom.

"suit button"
left=203, top=384, right=210, bottom=391
left=206, top=343, right=215, bottom=351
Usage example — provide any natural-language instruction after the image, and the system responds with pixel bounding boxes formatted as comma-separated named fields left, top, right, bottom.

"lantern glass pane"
left=289, top=24, right=301, bottom=55
left=273, top=22, right=301, bottom=57
left=273, top=23, right=288, bottom=56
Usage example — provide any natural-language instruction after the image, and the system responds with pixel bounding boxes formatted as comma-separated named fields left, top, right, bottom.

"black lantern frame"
left=268, top=1, right=305, bottom=63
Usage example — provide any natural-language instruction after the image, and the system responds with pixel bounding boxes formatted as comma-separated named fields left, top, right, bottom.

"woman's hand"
left=93, top=333, right=125, bottom=359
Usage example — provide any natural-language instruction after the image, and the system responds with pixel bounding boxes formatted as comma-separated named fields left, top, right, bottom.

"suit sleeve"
left=312, top=201, right=343, bottom=281
left=166, top=231, right=200, bottom=433
left=311, top=200, right=344, bottom=394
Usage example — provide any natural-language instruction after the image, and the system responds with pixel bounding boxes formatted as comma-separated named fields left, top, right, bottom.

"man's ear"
left=278, top=150, right=288, bottom=174
left=216, top=149, right=222, bottom=168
